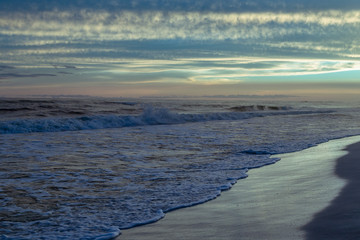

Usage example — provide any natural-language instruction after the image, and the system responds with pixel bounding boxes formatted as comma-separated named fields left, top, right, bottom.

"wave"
left=229, top=105, right=291, bottom=112
left=0, top=107, right=332, bottom=134
left=0, top=107, right=35, bottom=112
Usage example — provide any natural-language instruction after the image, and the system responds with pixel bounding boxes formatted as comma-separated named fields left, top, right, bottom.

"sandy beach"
left=118, top=136, right=360, bottom=240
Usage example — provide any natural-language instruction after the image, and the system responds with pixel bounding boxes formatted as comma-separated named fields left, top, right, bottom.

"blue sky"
left=1, top=0, right=360, bottom=99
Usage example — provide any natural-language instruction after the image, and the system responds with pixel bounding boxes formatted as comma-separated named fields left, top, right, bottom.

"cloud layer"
left=1, top=9, right=359, bottom=65
left=2, top=10, right=360, bottom=40
left=2, top=0, right=360, bottom=12
left=0, top=1, right=360, bottom=97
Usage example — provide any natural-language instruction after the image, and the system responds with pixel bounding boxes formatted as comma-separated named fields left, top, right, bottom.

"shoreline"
left=118, top=136, right=360, bottom=239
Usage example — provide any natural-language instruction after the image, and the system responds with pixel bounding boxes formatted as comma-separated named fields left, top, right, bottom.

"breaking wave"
left=0, top=106, right=331, bottom=134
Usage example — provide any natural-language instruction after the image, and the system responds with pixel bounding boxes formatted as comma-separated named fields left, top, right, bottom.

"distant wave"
left=0, top=107, right=332, bottom=134
left=0, top=107, right=35, bottom=112
left=229, top=105, right=291, bottom=112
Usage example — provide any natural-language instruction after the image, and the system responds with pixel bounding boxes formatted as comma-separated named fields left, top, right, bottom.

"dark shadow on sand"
left=302, top=142, right=360, bottom=239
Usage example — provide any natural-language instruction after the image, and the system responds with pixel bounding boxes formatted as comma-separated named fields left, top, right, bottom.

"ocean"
left=1, top=97, right=360, bottom=239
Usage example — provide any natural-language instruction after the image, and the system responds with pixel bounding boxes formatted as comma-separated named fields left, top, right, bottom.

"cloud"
left=0, top=1, right=359, bottom=98
left=88, top=58, right=360, bottom=85
left=0, top=73, right=57, bottom=79
left=0, top=65, right=15, bottom=71
left=58, top=71, right=73, bottom=75
left=1, top=10, right=360, bottom=41
left=52, top=65, right=77, bottom=69
left=2, top=0, right=360, bottom=13
left=1, top=9, right=359, bottom=66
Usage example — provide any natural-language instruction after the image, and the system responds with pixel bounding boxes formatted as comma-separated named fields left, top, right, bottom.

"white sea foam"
left=94, top=228, right=121, bottom=240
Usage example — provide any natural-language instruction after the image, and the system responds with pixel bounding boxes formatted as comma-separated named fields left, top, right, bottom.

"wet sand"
left=302, top=140, right=360, bottom=239
left=118, top=136, right=360, bottom=240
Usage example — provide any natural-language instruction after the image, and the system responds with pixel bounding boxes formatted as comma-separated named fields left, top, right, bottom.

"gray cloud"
left=2, top=10, right=360, bottom=40
left=1, top=0, right=360, bottom=13
left=58, top=71, right=73, bottom=75
left=0, top=65, right=15, bottom=71
left=0, top=73, right=57, bottom=79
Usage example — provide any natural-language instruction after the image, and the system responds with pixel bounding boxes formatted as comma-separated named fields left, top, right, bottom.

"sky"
left=1, top=0, right=360, bottom=99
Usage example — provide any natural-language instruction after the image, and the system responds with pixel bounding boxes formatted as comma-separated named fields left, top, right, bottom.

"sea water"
left=1, top=97, right=359, bottom=239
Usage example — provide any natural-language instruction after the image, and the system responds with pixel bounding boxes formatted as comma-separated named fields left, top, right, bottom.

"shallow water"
left=120, top=136, right=360, bottom=240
